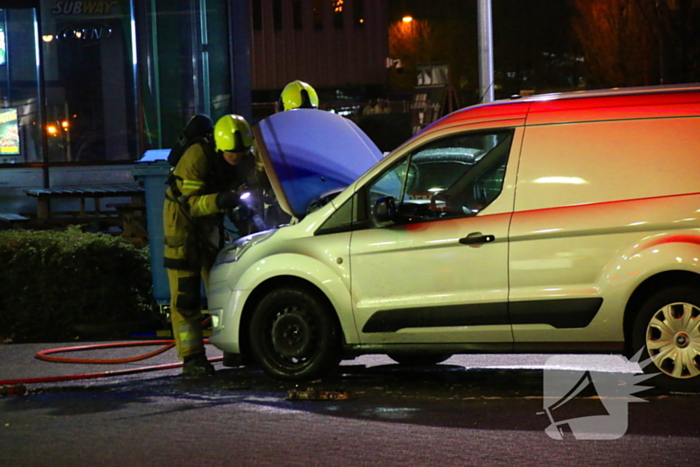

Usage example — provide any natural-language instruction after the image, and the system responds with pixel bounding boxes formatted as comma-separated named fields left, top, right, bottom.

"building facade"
left=250, top=0, right=388, bottom=99
left=0, top=0, right=387, bottom=214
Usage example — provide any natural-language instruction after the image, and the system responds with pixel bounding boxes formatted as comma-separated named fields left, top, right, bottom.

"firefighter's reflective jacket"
left=163, top=138, right=256, bottom=271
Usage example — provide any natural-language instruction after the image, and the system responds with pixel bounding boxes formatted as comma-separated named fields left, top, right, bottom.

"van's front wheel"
left=632, top=286, right=700, bottom=392
left=249, top=286, right=341, bottom=381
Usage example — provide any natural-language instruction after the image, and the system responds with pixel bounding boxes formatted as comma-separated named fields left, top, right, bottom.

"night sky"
left=390, top=0, right=574, bottom=57
left=389, top=0, right=577, bottom=100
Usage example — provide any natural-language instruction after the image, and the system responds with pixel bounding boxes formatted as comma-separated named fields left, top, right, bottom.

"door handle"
left=459, top=232, right=495, bottom=245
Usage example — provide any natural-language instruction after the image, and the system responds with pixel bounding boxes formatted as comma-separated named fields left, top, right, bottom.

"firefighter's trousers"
left=167, top=267, right=210, bottom=359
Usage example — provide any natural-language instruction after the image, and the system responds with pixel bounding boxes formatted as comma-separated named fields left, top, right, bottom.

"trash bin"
left=132, top=150, right=171, bottom=305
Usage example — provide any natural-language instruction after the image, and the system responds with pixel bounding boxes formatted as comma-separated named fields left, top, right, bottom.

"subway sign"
left=51, top=1, right=118, bottom=15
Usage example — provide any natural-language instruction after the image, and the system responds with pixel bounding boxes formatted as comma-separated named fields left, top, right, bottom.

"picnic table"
left=23, top=185, right=146, bottom=234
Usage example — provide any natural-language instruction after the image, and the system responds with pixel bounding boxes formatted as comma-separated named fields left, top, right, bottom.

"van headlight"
left=218, top=229, right=276, bottom=264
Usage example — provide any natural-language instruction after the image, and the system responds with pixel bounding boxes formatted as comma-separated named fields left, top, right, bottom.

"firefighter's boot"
left=183, top=352, right=215, bottom=376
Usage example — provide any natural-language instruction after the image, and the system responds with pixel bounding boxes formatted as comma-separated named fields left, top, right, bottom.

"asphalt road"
left=1, top=342, right=699, bottom=466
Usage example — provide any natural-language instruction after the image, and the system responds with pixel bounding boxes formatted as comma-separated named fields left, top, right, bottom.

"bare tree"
left=637, top=0, right=700, bottom=84
left=572, top=0, right=658, bottom=87
left=573, top=0, right=700, bottom=87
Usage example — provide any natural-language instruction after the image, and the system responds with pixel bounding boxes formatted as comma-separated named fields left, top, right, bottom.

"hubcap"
left=675, top=332, right=690, bottom=348
left=646, top=302, right=700, bottom=379
left=270, top=308, right=313, bottom=360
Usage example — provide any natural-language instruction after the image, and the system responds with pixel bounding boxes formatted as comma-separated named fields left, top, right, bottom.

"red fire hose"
left=0, top=339, right=222, bottom=390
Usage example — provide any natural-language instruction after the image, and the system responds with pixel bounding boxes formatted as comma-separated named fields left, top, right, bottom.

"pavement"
left=3, top=342, right=700, bottom=467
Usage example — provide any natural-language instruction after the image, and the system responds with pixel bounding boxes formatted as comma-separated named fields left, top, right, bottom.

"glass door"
left=39, top=0, right=136, bottom=163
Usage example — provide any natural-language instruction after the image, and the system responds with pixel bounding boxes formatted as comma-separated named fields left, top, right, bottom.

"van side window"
left=315, top=192, right=357, bottom=235
left=366, top=130, right=514, bottom=223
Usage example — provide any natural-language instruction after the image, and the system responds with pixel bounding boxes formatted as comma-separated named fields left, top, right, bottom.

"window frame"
left=316, top=128, right=517, bottom=236
left=362, top=128, right=515, bottom=226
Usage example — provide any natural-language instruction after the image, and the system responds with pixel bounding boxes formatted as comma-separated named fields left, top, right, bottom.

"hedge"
left=0, top=227, right=157, bottom=343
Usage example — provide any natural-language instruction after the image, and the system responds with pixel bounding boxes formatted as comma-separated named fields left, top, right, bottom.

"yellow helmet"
left=279, top=80, right=319, bottom=111
left=213, top=114, right=253, bottom=152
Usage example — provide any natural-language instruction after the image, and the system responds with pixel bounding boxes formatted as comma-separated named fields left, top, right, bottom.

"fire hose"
left=0, top=339, right=222, bottom=395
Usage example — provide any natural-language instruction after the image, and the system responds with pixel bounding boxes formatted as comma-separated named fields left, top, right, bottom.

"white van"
left=207, top=85, right=700, bottom=391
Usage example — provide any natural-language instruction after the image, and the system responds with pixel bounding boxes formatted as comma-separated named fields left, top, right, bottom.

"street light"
left=477, top=0, right=494, bottom=102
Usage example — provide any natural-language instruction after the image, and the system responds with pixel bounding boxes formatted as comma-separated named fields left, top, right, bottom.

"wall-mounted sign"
left=56, top=22, right=113, bottom=46
left=417, top=63, right=449, bottom=87
left=51, top=1, right=118, bottom=16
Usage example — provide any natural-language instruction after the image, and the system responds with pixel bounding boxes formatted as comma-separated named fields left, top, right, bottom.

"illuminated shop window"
left=0, top=8, right=42, bottom=165
left=0, top=26, right=5, bottom=65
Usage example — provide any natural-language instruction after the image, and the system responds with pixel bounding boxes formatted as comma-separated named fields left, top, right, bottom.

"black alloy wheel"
left=249, top=286, right=341, bottom=381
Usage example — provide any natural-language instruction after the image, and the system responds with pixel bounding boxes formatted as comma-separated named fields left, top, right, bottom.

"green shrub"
left=0, top=227, right=156, bottom=342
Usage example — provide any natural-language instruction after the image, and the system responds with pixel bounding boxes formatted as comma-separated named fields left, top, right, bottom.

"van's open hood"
left=254, top=109, right=383, bottom=219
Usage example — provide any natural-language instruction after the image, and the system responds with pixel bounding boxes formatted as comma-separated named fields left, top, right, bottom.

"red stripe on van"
left=514, top=191, right=700, bottom=216
left=645, top=234, right=700, bottom=248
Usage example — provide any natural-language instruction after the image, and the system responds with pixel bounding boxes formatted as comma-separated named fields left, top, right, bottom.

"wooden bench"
left=24, top=185, right=145, bottom=223
left=0, top=213, right=30, bottom=229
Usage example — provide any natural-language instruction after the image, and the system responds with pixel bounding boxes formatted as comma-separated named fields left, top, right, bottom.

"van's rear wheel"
left=632, top=286, right=700, bottom=392
left=249, top=286, right=341, bottom=381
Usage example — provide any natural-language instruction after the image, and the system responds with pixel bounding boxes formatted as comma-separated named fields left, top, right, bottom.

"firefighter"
left=278, top=80, right=319, bottom=111
left=163, top=114, right=257, bottom=376
left=256, top=80, right=321, bottom=229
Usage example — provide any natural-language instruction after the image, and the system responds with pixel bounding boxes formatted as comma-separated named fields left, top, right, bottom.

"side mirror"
left=371, top=196, right=397, bottom=226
